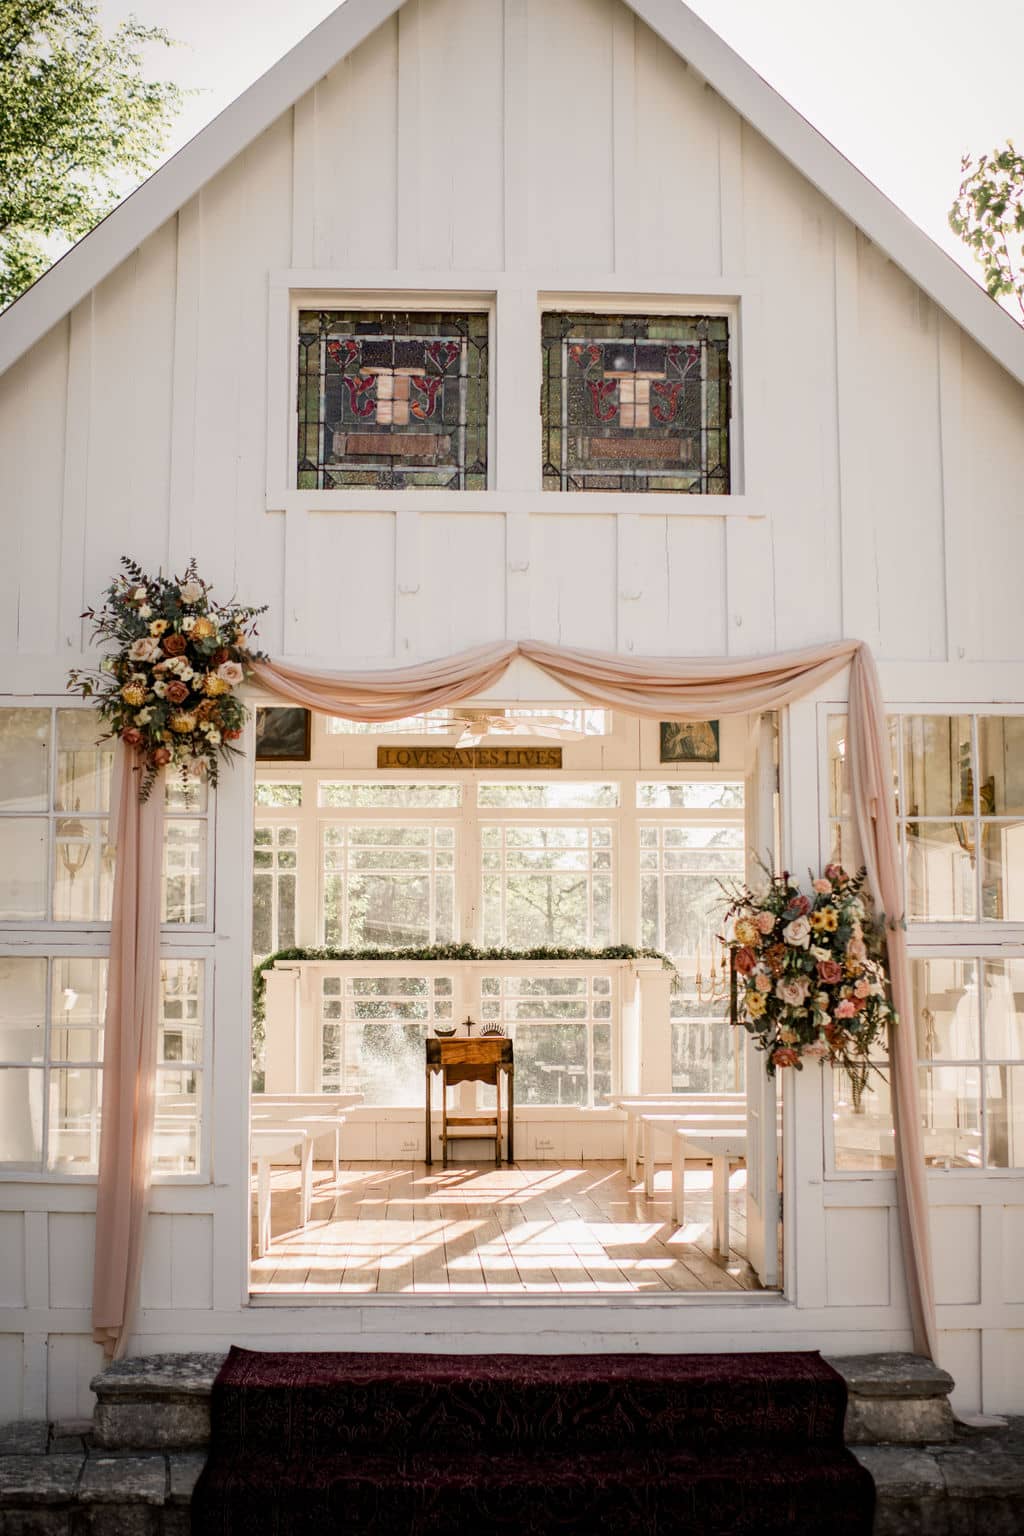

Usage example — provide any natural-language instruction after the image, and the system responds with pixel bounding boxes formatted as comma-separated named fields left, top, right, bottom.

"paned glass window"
left=326, top=708, right=610, bottom=737
left=828, top=714, right=1024, bottom=923
left=296, top=310, right=488, bottom=490
left=152, top=959, right=204, bottom=1174
left=478, top=973, right=614, bottom=1107
left=640, top=823, right=745, bottom=1095
left=914, top=956, right=1024, bottom=1169
left=253, top=825, right=298, bottom=960
left=254, top=783, right=302, bottom=808
left=0, top=955, right=205, bottom=1175
left=481, top=824, right=613, bottom=947
left=320, top=974, right=453, bottom=1103
left=637, top=781, right=744, bottom=809
left=477, top=782, right=619, bottom=809
left=319, top=782, right=461, bottom=808
left=321, top=825, right=456, bottom=947
left=541, top=312, right=730, bottom=492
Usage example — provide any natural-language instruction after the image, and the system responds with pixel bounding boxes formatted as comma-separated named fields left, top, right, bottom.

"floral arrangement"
left=68, top=557, right=266, bottom=799
left=723, top=863, right=892, bottom=1082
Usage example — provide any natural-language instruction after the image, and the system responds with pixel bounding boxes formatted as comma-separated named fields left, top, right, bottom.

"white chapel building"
left=1, top=0, right=1024, bottom=1423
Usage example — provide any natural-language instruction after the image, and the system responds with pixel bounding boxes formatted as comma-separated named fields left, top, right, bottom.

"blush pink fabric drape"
left=92, top=747, right=165, bottom=1359
left=93, top=636, right=936, bottom=1360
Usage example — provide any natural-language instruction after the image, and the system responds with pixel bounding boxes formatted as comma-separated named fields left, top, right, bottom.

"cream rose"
left=783, top=915, right=811, bottom=948
left=179, top=579, right=204, bottom=604
left=216, top=660, right=244, bottom=687
left=128, top=636, right=161, bottom=663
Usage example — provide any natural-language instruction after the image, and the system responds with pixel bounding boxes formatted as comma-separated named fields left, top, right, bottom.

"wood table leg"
left=626, top=1112, right=637, bottom=1182
left=712, top=1155, right=730, bottom=1254
left=507, top=1071, right=514, bottom=1164
left=300, top=1133, right=313, bottom=1226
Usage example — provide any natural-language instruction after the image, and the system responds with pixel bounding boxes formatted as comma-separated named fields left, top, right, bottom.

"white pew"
left=251, top=1127, right=313, bottom=1258
left=672, top=1127, right=748, bottom=1254
left=638, top=1110, right=747, bottom=1197
left=251, top=1093, right=363, bottom=1182
left=608, top=1093, right=744, bottom=1180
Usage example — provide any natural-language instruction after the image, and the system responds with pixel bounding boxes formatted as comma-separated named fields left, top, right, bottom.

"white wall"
left=2, top=0, right=1024, bottom=1418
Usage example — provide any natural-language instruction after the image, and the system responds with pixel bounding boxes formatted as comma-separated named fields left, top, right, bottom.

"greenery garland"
left=252, top=943, right=680, bottom=1028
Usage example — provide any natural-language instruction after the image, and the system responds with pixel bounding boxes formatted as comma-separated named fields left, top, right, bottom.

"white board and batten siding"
left=0, top=0, right=1023, bottom=1419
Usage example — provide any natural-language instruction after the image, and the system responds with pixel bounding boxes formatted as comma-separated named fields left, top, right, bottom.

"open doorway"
left=246, top=689, right=782, bottom=1298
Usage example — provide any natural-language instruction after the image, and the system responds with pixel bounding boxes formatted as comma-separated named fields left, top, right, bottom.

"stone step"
left=89, top=1349, right=954, bottom=1452
left=826, top=1352, right=956, bottom=1444
left=90, top=1353, right=225, bottom=1451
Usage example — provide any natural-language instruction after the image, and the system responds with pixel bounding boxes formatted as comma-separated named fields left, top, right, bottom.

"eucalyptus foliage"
left=0, top=0, right=185, bottom=306
left=949, top=142, right=1024, bottom=323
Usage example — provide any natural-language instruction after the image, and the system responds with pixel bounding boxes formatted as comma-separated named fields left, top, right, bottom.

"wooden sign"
left=377, top=746, right=562, bottom=770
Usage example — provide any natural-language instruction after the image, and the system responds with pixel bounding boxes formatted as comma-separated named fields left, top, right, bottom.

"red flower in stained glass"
left=569, top=344, right=602, bottom=373
left=587, top=379, right=618, bottom=421
left=667, top=344, right=700, bottom=378
left=326, top=339, right=360, bottom=369
left=425, top=340, right=461, bottom=373
left=343, top=375, right=377, bottom=417
left=651, top=381, right=684, bottom=424
left=410, top=376, right=444, bottom=419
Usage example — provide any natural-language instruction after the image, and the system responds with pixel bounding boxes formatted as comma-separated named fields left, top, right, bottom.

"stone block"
left=0, top=1426, right=49, bottom=1457
left=851, top=1445, right=949, bottom=1536
left=166, top=1455, right=205, bottom=1506
left=90, top=1355, right=223, bottom=1451
left=845, top=1395, right=956, bottom=1445
left=0, top=1455, right=84, bottom=1506
left=0, top=1510, right=73, bottom=1535
left=828, top=1352, right=955, bottom=1399
left=76, top=1458, right=166, bottom=1506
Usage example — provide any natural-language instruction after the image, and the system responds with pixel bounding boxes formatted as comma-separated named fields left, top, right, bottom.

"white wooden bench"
left=607, top=1093, right=745, bottom=1180
left=672, top=1127, right=748, bottom=1255
left=250, top=1127, right=313, bottom=1259
left=638, top=1110, right=747, bottom=1197
left=251, top=1093, right=363, bottom=1182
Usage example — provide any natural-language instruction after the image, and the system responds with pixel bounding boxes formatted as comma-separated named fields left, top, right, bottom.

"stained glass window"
left=541, top=313, right=730, bottom=493
left=297, top=311, right=488, bottom=490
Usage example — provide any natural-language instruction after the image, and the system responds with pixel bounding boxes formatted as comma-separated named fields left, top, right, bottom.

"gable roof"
left=1, top=0, right=1022, bottom=387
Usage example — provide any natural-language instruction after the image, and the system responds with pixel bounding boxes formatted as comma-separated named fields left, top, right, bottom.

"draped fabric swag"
left=93, top=637, right=936, bottom=1361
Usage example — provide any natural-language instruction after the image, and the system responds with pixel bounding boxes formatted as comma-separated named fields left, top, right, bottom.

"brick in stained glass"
left=297, top=311, right=488, bottom=490
left=541, top=313, right=730, bottom=493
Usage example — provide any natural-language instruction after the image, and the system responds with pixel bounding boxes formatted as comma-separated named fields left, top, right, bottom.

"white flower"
left=181, top=616, right=196, bottom=632
left=810, top=944, right=830, bottom=962
left=179, top=579, right=204, bottom=604
left=783, top=916, right=811, bottom=948
left=132, top=586, right=147, bottom=601
left=100, top=657, right=115, bottom=674
left=135, top=709, right=153, bottom=725
left=152, top=681, right=167, bottom=698
left=217, top=661, right=244, bottom=687
left=178, top=664, right=194, bottom=682
left=138, top=604, right=152, bottom=619
left=206, top=730, right=222, bottom=746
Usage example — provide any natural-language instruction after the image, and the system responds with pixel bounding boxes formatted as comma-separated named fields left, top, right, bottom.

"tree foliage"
left=0, top=0, right=185, bottom=307
left=949, top=142, right=1024, bottom=323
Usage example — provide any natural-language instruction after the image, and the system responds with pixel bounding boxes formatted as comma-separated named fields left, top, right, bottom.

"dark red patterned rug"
left=191, top=1348, right=874, bottom=1534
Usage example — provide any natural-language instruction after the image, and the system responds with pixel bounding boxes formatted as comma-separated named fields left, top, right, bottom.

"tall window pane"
left=481, top=824, right=613, bottom=947
left=322, top=825, right=456, bottom=947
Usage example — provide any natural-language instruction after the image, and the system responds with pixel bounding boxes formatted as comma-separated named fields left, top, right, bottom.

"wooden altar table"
left=425, top=1038, right=515, bottom=1168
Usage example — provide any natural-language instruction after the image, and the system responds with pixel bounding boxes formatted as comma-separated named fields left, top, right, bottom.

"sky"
left=96, top=0, right=1024, bottom=283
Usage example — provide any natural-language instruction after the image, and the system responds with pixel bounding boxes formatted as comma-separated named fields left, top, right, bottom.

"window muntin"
left=478, top=974, right=614, bottom=1107
left=253, top=825, right=298, bottom=960
left=480, top=824, right=613, bottom=948
left=541, top=312, right=730, bottom=493
left=296, top=310, right=488, bottom=490
left=321, top=825, right=456, bottom=947
left=320, top=974, right=453, bottom=1103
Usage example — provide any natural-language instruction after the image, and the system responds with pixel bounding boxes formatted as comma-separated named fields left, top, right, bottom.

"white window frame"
left=819, top=700, right=1024, bottom=1181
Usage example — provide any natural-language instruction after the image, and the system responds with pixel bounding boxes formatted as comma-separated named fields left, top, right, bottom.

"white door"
left=743, top=714, right=780, bottom=1287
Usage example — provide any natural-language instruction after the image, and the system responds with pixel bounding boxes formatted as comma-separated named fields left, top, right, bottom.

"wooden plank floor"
left=250, top=1160, right=768, bottom=1296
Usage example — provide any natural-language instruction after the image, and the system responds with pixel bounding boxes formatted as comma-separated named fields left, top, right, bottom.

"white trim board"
left=0, top=0, right=1022, bottom=390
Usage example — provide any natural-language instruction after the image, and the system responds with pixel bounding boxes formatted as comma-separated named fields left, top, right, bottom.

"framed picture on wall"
left=255, top=707, right=312, bottom=762
left=659, top=720, right=720, bottom=764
